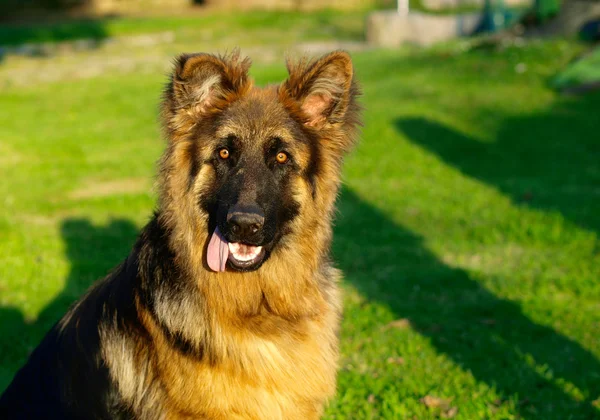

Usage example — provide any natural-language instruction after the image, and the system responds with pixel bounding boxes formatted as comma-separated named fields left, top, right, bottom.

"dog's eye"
left=219, top=148, right=230, bottom=159
left=276, top=152, right=288, bottom=164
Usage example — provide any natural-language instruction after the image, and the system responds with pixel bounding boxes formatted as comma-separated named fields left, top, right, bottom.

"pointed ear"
left=281, top=51, right=355, bottom=129
left=165, top=51, right=252, bottom=118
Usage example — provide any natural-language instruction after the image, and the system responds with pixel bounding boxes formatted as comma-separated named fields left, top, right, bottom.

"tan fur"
left=100, top=50, right=361, bottom=419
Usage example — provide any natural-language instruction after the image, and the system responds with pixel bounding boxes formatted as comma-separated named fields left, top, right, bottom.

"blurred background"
left=0, top=1, right=599, bottom=418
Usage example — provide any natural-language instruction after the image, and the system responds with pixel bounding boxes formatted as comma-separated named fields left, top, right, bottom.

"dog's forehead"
left=216, top=88, right=294, bottom=143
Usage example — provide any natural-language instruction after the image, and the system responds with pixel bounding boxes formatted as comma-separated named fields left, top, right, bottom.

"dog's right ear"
left=162, top=51, right=252, bottom=132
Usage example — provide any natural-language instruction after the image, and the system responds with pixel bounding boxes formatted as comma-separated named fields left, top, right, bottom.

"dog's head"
left=160, top=51, right=360, bottom=273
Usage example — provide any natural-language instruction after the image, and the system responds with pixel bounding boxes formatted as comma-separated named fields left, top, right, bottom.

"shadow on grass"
left=0, top=218, right=138, bottom=392
left=396, top=92, right=600, bottom=235
left=0, top=16, right=110, bottom=62
left=335, top=187, right=600, bottom=418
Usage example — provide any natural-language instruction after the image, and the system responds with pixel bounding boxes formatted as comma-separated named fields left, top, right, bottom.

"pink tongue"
left=207, top=227, right=229, bottom=272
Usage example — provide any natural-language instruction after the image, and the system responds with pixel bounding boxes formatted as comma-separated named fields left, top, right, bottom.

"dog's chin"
left=226, top=244, right=269, bottom=272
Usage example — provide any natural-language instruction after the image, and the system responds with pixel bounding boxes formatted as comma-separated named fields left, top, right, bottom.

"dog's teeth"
left=228, top=243, right=262, bottom=262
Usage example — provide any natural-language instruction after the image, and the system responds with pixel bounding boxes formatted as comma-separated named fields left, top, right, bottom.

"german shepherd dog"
left=0, top=50, right=360, bottom=419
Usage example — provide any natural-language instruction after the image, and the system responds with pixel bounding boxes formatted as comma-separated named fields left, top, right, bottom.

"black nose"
left=226, top=205, right=265, bottom=240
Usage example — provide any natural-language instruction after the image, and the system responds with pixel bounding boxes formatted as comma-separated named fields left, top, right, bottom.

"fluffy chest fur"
left=101, top=264, right=341, bottom=420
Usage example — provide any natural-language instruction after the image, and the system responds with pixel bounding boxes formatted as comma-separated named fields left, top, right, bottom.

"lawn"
left=0, top=10, right=365, bottom=47
left=1, top=14, right=600, bottom=419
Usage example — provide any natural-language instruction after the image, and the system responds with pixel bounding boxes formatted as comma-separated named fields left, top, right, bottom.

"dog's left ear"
left=161, top=51, right=252, bottom=137
left=282, top=51, right=356, bottom=129
left=170, top=51, right=251, bottom=115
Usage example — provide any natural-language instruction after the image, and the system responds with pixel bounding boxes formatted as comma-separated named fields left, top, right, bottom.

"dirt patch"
left=17, top=209, right=82, bottom=226
left=69, top=177, right=150, bottom=200
left=0, top=143, right=24, bottom=165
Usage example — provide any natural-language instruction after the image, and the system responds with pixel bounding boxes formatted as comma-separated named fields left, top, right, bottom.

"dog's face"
left=196, top=95, right=311, bottom=272
left=161, top=51, right=359, bottom=273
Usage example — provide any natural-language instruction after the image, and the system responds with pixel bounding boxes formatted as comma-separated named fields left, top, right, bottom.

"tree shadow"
left=0, top=17, right=110, bottom=51
left=396, top=92, right=600, bottom=235
left=334, top=187, right=600, bottom=418
left=0, top=217, right=138, bottom=392
left=0, top=0, right=118, bottom=65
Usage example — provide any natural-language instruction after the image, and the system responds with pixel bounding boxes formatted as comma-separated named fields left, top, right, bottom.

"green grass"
left=552, top=46, right=600, bottom=91
left=0, top=10, right=366, bottom=47
left=0, top=27, right=599, bottom=419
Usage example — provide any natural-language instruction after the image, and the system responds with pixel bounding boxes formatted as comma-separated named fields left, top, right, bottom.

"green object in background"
left=552, top=47, right=600, bottom=90
left=479, top=0, right=523, bottom=32
left=535, top=0, right=561, bottom=22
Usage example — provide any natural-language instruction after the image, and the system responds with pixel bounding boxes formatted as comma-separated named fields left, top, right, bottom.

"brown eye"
left=219, top=148, right=230, bottom=159
left=276, top=152, right=288, bottom=164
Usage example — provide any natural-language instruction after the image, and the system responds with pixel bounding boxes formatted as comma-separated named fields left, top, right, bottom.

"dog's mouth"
left=227, top=242, right=266, bottom=271
left=206, top=227, right=268, bottom=272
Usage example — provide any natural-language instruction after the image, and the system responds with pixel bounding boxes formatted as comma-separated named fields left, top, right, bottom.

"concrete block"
left=366, top=10, right=482, bottom=47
